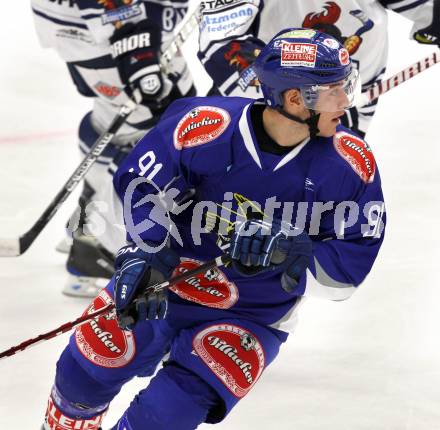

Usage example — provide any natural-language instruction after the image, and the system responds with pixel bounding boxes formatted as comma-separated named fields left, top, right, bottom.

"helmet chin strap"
left=276, top=107, right=321, bottom=139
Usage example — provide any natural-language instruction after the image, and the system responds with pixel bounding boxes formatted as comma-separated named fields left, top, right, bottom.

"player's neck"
left=262, top=107, right=309, bottom=147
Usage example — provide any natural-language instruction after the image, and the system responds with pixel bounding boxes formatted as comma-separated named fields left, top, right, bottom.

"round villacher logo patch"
left=169, top=258, right=239, bottom=309
left=75, top=290, right=136, bottom=368
left=173, top=106, right=231, bottom=150
left=193, top=323, right=266, bottom=398
left=333, top=132, right=376, bottom=183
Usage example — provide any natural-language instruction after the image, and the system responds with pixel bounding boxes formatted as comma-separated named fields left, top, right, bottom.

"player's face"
left=300, top=70, right=359, bottom=135
left=314, top=83, right=351, bottom=112
left=314, top=82, right=350, bottom=137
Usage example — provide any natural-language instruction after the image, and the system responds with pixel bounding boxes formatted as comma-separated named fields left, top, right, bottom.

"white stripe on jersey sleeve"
left=303, top=259, right=357, bottom=301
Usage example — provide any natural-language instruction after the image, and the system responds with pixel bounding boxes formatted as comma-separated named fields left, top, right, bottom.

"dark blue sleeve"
left=292, top=155, right=386, bottom=301
left=112, top=99, right=193, bottom=245
left=112, top=97, right=236, bottom=246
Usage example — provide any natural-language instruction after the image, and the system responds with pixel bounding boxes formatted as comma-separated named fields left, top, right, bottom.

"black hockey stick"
left=0, top=101, right=135, bottom=257
left=0, top=7, right=201, bottom=257
left=0, top=255, right=230, bottom=361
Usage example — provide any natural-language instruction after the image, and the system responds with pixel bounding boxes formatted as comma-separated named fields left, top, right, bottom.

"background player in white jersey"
left=31, top=0, right=195, bottom=296
left=42, top=28, right=386, bottom=430
left=198, top=0, right=438, bottom=137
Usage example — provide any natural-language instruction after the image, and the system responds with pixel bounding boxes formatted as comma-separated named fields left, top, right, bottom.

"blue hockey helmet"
left=253, top=28, right=359, bottom=112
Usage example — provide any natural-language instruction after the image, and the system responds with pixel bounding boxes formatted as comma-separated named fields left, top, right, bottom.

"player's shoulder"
left=319, top=125, right=377, bottom=185
left=158, top=96, right=252, bottom=151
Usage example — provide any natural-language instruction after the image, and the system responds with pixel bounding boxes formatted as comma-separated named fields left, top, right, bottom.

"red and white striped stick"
left=356, top=51, right=439, bottom=107
left=0, top=255, right=228, bottom=361
left=0, top=304, right=115, bottom=361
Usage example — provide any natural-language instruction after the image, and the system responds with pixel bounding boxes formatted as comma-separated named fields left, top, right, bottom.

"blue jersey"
left=113, top=96, right=386, bottom=328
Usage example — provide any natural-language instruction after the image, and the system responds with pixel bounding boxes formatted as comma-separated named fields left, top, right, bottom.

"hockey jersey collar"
left=238, top=101, right=310, bottom=172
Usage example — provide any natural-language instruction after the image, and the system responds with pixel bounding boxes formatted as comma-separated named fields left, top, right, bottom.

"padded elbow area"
left=124, top=363, right=224, bottom=430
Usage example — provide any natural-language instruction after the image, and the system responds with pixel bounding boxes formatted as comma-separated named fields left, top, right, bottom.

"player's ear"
left=283, top=89, right=303, bottom=109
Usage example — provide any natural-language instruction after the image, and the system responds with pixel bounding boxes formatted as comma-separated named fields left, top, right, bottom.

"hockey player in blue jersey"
left=42, top=28, right=386, bottom=429
left=197, top=0, right=437, bottom=137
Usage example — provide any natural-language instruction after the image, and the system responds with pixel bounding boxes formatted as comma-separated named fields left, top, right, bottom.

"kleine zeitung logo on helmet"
left=281, top=42, right=317, bottom=68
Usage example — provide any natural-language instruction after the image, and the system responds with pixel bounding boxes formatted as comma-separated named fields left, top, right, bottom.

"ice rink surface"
left=0, top=2, right=439, bottom=429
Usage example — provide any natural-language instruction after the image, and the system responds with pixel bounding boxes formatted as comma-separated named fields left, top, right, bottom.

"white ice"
left=0, top=3, right=439, bottom=429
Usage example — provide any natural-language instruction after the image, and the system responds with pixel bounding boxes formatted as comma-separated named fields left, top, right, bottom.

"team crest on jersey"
left=174, top=106, right=231, bottom=150
left=302, top=2, right=375, bottom=56
left=281, top=42, right=317, bottom=68
left=75, top=290, right=136, bottom=368
left=169, top=258, right=238, bottom=309
left=333, top=132, right=376, bottom=183
left=193, top=324, right=265, bottom=398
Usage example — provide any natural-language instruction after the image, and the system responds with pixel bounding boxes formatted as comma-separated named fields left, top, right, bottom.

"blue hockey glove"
left=227, top=218, right=313, bottom=290
left=110, top=20, right=172, bottom=107
left=114, top=242, right=180, bottom=330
